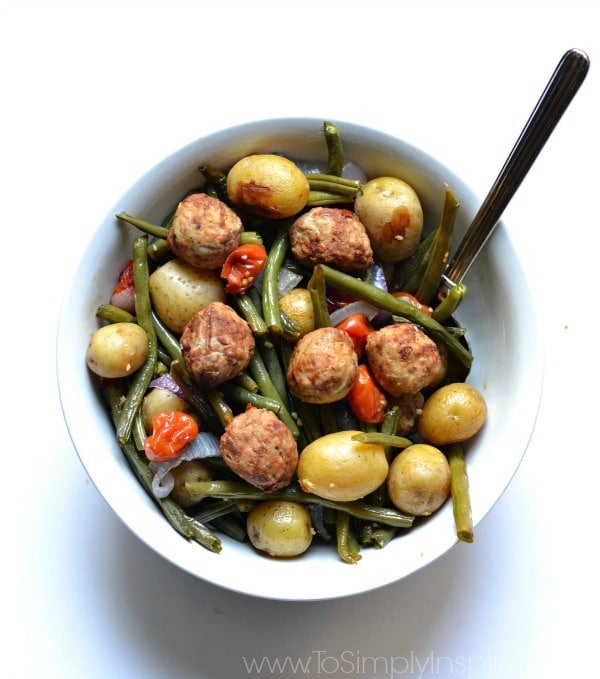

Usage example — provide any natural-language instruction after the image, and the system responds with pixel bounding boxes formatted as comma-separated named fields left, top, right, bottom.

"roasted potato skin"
left=247, top=500, right=314, bottom=558
left=418, top=383, right=488, bottom=445
left=297, top=430, right=388, bottom=502
left=86, top=322, right=148, bottom=378
left=354, top=176, right=423, bottom=262
left=387, top=443, right=451, bottom=516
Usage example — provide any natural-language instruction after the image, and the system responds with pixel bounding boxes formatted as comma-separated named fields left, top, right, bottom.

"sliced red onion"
left=149, top=432, right=221, bottom=499
left=329, top=299, right=381, bottom=326
left=369, top=262, right=388, bottom=291
left=110, top=287, right=136, bottom=314
left=277, top=266, right=303, bottom=296
left=342, top=161, right=368, bottom=183
left=149, top=374, right=186, bottom=401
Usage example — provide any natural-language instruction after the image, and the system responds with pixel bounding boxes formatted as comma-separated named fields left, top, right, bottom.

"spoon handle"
left=439, top=48, right=589, bottom=297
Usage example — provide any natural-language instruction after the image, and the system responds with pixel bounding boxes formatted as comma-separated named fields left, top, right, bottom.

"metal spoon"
left=438, top=48, right=590, bottom=300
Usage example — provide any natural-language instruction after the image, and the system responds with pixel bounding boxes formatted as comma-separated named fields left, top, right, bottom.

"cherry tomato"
left=110, top=259, right=135, bottom=312
left=143, top=411, right=199, bottom=463
left=392, top=291, right=433, bottom=316
left=326, top=286, right=358, bottom=313
left=347, top=364, right=388, bottom=425
left=335, top=313, right=372, bottom=359
left=220, top=244, right=267, bottom=294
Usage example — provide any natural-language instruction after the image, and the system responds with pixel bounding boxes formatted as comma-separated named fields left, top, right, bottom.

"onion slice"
left=329, top=299, right=381, bottom=326
left=149, top=431, right=221, bottom=499
left=148, top=374, right=186, bottom=401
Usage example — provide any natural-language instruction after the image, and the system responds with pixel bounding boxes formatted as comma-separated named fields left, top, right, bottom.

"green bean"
left=209, top=514, right=247, bottom=543
left=116, top=236, right=158, bottom=446
left=104, top=383, right=222, bottom=553
left=306, top=190, right=354, bottom=207
left=261, top=223, right=289, bottom=335
left=280, top=310, right=301, bottom=341
left=198, top=165, right=229, bottom=203
left=116, top=212, right=169, bottom=240
left=336, top=512, right=361, bottom=564
left=96, top=304, right=135, bottom=324
left=183, top=481, right=414, bottom=528
left=391, top=228, right=437, bottom=293
left=192, top=499, right=239, bottom=524
left=351, top=432, right=413, bottom=448
left=206, top=389, right=234, bottom=428
left=132, top=409, right=147, bottom=452
left=219, top=382, right=282, bottom=413
left=317, top=264, right=473, bottom=371
left=256, top=336, right=288, bottom=403
left=307, top=265, right=331, bottom=328
left=415, top=187, right=460, bottom=305
left=240, top=231, right=263, bottom=246
left=432, top=282, right=467, bottom=323
left=170, top=360, right=225, bottom=433
left=306, top=175, right=360, bottom=197
left=147, top=238, right=171, bottom=263
left=247, top=350, right=300, bottom=438
left=324, top=120, right=344, bottom=176
left=447, top=443, right=474, bottom=543
left=233, top=371, right=259, bottom=393
left=230, top=293, right=268, bottom=336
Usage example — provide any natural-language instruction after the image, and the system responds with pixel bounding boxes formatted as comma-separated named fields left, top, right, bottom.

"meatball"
left=365, top=323, right=442, bottom=396
left=167, top=193, right=243, bottom=270
left=289, top=207, right=374, bottom=271
left=287, top=327, right=358, bottom=404
left=180, top=301, right=254, bottom=388
left=220, top=407, right=298, bottom=492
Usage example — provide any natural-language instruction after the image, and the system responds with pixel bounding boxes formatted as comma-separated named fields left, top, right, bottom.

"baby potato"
left=387, top=443, right=451, bottom=516
left=149, top=258, right=225, bottom=333
left=418, top=382, right=487, bottom=445
left=226, top=154, right=310, bottom=219
left=247, top=500, right=314, bottom=558
left=278, top=287, right=315, bottom=337
left=170, top=459, right=213, bottom=508
left=354, top=176, right=423, bottom=262
left=86, top=322, right=148, bottom=378
left=297, top=430, right=388, bottom=502
left=142, top=388, right=190, bottom=433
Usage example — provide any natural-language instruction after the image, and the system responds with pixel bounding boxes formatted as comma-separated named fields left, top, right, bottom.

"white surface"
left=3, top=0, right=598, bottom=676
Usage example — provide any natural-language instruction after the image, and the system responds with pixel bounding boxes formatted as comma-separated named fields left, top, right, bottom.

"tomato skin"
left=112, top=260, right=134, bottom=294
left=392, top=291, right=433, bottom=316
left=220, top=244, right=267, bottom=294
left=326, top=287, right=358, bottom=313
left=144, top=411, right=199, bottom=462
left=347, top=364, right=388, bottom=425
left=336, top=313, right=372, bottom=359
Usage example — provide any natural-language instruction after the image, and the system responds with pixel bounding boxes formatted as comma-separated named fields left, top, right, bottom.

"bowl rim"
left=56, top=117, right=544, bottom=600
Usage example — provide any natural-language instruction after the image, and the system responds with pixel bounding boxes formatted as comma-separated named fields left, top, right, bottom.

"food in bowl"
left=84, top=120, right=487, bottom=564
left=58, top=118, right=542, bottom=599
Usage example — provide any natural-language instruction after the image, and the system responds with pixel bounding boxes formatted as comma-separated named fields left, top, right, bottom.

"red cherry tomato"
left=220, top=244, right=268, bottom=294
left=326, top=286, right=358, bottom=313
left=143, top=411, right=199, bottom=463
left=392, top=291, right=433, bottom=316
left=347, top=364, right=388, bottom=425
left=110, top=259, right=136, bottom=312
left=335, top=313, right=372, bottom=359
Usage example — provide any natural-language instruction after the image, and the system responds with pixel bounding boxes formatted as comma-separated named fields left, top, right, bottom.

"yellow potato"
left=418, top=382, right=488, bottom=445
left=354, top=176, right=423, bottom=262
left=387, top=443, right=451, bottom=516
left=278, top=287, right=315, bottom=337
left=297, top=430, right=388, bottom=501
left=86, top=322, right=148, bottom=378
left=149, top=258, right=225, bottom=333
left=226, top=154, right=310, bottom=219
left=141, top=388, right=190, bottom=433
left=247, top=500, right=314, bottom=557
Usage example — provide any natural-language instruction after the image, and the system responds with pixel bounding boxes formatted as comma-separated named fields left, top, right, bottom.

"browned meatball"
left=180, top=301, right=254, bottom=388
left=289, top=207, right=374, bottom=271
left=219, top=407, right=298, bottom=492
left=287, top=327, right=358, bottom=404
left=365, top=323, right=442, bottom=396
left=167, top=193, right=243, bottom=270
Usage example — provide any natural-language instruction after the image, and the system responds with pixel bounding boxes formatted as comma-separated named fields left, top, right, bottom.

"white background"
left=2, top=1, right=598, bottom=677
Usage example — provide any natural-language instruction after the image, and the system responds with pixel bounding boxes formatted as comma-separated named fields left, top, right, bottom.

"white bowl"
left=56, top=118, right=543, bottom=601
